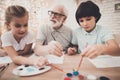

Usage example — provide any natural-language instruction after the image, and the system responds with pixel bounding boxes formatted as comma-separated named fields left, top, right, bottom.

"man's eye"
left=54, top=13, right=59, bottom=16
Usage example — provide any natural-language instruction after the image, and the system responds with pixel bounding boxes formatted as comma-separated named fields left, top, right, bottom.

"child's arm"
left=81, top=39, right=120, bottom=59
left=17, top=43, right=33, bottom=55
left=0, top=49, right=7, bottom=56
left=3, top=46, right=48, bottom=66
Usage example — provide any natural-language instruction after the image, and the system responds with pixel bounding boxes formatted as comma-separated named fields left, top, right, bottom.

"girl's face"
left=8, top=14, right=28, bottom=40
left=79, top=16, right=96, bottom=32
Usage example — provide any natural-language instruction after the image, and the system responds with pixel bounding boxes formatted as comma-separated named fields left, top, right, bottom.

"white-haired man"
left=34, top=5, right=72, bottom=56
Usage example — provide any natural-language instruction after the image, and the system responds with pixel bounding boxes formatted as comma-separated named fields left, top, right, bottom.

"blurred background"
left=0, top=0, right=120, bottom=44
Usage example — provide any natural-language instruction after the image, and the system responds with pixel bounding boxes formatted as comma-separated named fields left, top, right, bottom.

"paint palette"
left=12, top=65, right=51, bottom=76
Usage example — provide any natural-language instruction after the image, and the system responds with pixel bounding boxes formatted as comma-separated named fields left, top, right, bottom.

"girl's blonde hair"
left=4, top=5, right=28, bottom=31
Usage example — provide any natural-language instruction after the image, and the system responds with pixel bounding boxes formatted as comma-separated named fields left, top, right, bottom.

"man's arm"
left=34, top=41, right=63, bottom=57
left=34, top=41, right=50, bottom=56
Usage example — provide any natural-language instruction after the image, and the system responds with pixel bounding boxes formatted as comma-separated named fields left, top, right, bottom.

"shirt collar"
left=82, top=25, right=98, bottom=35
left=50, top=25, right=65, bottom=33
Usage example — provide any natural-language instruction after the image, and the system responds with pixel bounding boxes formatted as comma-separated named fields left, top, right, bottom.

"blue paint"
left=26, top=67, right=35, bottom=72
left=73, top=71, right=79, bottom=76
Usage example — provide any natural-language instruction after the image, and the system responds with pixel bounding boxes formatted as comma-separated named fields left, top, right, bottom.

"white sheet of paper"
left=29, top=54, right=64, bottom=64
left=88, top=55, right=120, bottom=68
left=45, top=54, right=64, bottom=64
left=0, top=56, right=12, bottom=64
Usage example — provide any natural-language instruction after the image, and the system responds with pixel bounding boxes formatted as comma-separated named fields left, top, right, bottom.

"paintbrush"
left=49, top=64, right=66, bottom=73
left=77, top=42, right=88, bottom=71
left=77, top=55, right=83, bottom=71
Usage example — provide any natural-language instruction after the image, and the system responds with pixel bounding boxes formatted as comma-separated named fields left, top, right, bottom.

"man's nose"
left=50, top=14, right=55, bottom=19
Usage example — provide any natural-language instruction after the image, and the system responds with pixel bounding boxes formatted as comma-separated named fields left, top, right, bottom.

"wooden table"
left=1, top=54, right=120, bottom=80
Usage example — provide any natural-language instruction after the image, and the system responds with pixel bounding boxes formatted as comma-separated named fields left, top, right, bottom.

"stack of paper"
left=0, top=54, right=64, bottom=65
left=30, top=54, right=64, bottom=64
left=88, top=55, right=120, bottom=68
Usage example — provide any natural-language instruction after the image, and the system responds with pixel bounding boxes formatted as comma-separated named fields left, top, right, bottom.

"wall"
left=99, top=0, right=120, bottom=44
left=0, top=0, right=120, bottom=43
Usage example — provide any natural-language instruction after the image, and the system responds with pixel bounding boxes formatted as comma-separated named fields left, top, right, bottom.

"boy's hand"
left=67, top=47, right=77, bottom=55
left=81, top=44, right=104, bottom=59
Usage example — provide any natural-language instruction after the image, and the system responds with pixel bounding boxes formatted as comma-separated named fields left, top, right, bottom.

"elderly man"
left=34, top=5, right=72, bottom=56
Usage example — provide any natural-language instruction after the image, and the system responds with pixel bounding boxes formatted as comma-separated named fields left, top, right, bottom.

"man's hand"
left=48, top=41, right=63, bottom=57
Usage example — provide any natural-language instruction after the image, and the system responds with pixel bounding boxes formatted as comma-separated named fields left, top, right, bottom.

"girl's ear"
left=5, top=22, right=9, bottom=26
left=4, top=22, right=11, bottom=31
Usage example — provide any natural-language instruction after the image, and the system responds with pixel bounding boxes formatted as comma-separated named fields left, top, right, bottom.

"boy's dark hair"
left=75, top=1, right=101, bottom=24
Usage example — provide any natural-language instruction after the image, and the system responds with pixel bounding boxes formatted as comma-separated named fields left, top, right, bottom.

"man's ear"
left=62, top=16, right=67, bottom=23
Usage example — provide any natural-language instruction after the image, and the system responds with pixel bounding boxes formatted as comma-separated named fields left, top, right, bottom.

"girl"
left=67, top=1, right=120, bottom=58
left=0, top=27, right=7, bottom=56
left=1, top=5, right=48, bottom=66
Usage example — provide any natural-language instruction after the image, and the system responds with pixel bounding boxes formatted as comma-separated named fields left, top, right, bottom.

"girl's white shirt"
left=1, top=31, right=34, bottom=51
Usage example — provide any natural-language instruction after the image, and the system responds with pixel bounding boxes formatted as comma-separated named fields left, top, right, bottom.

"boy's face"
left=8, top=14, right=28, bottom=40
left=79, top=16, right=96, bottom=32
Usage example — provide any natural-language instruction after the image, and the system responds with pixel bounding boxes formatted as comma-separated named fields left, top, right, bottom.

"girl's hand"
left=0, top=49, right=7, bottom=57
left=67, top=47, right=77, bottom=55
left=34, top=56, right=49, bottom=67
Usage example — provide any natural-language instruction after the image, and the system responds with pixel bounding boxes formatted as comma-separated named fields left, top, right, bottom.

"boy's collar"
left=82, top=25, right=98, bottom=35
